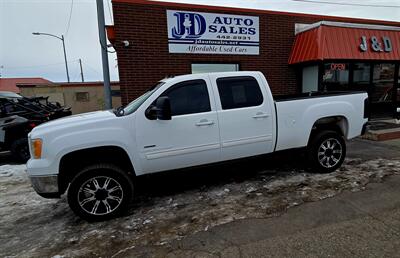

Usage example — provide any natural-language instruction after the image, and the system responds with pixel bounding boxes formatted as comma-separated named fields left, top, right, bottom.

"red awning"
left=288, top=22, right=400, bottom=64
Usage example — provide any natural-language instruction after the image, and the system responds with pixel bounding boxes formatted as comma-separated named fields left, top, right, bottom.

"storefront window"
left=322, top=63, right=349, bottom=91
left=397, top=66, right=400, bottom=103
left=352, top=63, right=371, bottom=91
left=371, top=64, right=395, bottom=103
left=191, top=63, right=239, bottom=74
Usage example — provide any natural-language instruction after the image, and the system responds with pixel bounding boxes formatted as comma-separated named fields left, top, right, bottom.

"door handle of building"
left=196, top=119, right=214, bottom=126
left=252, top=112, right=269, bottom=119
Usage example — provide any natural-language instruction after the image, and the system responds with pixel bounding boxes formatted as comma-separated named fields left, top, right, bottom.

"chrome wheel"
left=78, top=176, right=124, bottom=216
left=317, top=138, right=343, bottom=168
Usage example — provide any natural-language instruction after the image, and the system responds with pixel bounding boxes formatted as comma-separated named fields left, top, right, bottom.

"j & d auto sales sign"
left=167, top=10, right=259, bottom=55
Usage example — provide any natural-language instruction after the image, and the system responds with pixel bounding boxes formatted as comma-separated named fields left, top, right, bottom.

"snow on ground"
left=0, top=164, right=26, bottom=178
left=1, top=158, right=400, bottom=257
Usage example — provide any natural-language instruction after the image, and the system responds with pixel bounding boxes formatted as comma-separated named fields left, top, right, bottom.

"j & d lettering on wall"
left=359, top=36, right=393, bottom=53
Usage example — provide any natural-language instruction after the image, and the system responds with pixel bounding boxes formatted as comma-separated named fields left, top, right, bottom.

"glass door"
left=370, top=63, right=395, bottom=119
left=396, top=65, right=400, bottom=119
left=352, top=63, right=371, bottom=91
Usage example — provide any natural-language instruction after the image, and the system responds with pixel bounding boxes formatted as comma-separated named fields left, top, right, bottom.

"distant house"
left=0, top=77, right=52, bottom=93
left=18, top=81, right=121, bottom=114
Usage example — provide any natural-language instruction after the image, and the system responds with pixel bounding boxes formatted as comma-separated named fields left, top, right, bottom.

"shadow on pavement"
left=134, top=149, right=306, bottom=200
left=132, top=137, right=400, bottom=205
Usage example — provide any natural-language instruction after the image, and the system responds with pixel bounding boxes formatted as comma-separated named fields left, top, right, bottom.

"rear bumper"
left=29, top=175, right=60, bottom=198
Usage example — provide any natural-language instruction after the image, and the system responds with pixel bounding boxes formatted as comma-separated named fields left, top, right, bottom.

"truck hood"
left=32, top=110, right=116, bottom=135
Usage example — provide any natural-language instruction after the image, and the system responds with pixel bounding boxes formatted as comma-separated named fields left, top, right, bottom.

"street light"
left=32, top=32, right=70, bottom=83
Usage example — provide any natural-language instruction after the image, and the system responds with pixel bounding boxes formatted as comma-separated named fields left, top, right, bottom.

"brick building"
left=111, top=0, right=400, bottom=118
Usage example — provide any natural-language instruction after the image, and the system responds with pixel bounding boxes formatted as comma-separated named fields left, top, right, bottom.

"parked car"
left=0, top=115, right=34, bottom=161
left=0, top=92, right=72, bottom=121
left=0, top=91, right=71, bottom=161
left=26, top=72, right=369, bottom=220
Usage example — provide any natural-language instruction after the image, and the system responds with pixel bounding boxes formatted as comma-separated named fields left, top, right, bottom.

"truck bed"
left=274, top=91, right=368, bottom=151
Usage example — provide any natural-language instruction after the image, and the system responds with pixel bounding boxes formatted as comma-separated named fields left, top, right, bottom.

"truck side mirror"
left=145, top=106, right=157, bottom=120
left=155, top=96, right=171, bottom=120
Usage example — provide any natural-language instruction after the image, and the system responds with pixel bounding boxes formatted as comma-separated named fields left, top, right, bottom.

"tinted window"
left=161, top=80, right=211, bottom=116
left=217, top=76, right=263, bottom=110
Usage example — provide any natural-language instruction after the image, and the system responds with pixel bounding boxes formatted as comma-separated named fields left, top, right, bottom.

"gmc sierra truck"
left=27, top=71, right=368, bottom=221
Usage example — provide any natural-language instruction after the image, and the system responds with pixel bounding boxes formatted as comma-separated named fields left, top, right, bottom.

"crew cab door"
left=210, top=73, right=275, bottom=160
left=135, top=77, right=221, bottom=173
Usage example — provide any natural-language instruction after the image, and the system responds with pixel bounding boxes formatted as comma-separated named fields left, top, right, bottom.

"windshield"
left=120, top=82, right=164, bottom=115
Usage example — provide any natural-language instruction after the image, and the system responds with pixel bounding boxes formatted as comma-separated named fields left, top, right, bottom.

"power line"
left=66, top=59, right=78, bottom=82
left=80, top=60, right=103, bottom=76
left=291, top=0, right=400, bottom=8
left=72, top=63, right=82, bottom=82
left=65, top=0, right=74, bottom=37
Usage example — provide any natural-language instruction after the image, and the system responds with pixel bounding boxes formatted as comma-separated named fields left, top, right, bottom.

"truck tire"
left=307, top=130, right=346, bottom=173
left=11, top=138, right=30, bottom=163
left=67, top=164, right=134, bottom=221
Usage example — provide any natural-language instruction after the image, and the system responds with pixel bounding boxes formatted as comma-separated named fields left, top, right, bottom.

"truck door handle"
left=252, top=112, right=269, bottom=119
left=196, top=119, right=214, bottom=126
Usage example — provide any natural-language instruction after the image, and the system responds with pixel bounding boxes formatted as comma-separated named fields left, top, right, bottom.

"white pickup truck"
left=27, top=71, right=368, bottom=220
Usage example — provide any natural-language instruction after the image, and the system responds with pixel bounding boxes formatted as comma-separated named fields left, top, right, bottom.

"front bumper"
left=29, top=175, right=60, bottom=198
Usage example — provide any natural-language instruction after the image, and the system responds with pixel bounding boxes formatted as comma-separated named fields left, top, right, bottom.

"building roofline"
left=296, top=21, right=400, bottom=35
left=112, top=0, right=400, bottom=27
left=17, top=81, right=120, bottom=88
left=0, top=77, right=52, bottom=81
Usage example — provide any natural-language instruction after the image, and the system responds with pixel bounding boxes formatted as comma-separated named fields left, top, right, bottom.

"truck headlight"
left=31, top=139, right=43, bottom=159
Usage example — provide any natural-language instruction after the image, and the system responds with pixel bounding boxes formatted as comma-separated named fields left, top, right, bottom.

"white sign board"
left=167, top=10, right=259, bottom=55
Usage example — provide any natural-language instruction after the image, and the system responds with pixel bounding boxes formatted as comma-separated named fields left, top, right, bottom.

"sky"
left=0, top=0, right=399, bottom=83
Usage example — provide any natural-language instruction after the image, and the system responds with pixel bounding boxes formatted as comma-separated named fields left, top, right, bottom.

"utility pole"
left=96, top=0, right=112, bottom=109
left=79, top=59, right=85, bottom=82
left=61, top=35, right=70, bottom=83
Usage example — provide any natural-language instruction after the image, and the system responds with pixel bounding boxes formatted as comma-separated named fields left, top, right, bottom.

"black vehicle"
left=0, top=92, right=72, bottom=121
left=0, top=115, right=34, bottom=161
left=0, top=91, right=72, bottom=162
